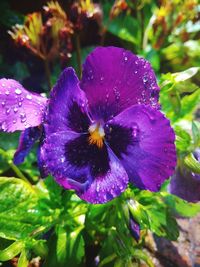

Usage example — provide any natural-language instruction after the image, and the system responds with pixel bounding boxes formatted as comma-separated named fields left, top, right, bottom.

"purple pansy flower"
left=169, top=149, right=200, bottom=203
left=0, top=47, right=176, bottom=204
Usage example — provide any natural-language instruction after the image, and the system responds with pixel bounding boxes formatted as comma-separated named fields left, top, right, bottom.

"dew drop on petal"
left=15, top=88, right=22, bottom=95
left=5, top=90, right=10, bottom=96
left=13, top=107, right=18, bottom=113
left=143, top=76, right=148, bottom=83
left=18, top=102, right=22, bottom=107
left=26, top=94, right=32, bottom=100
left=20, top=112, right=27, bottom=123
left=13, top=119, right=17, bottom=124
left=1, top=101, right=5, bottom=107
left=1, top=121, right=7, bottom=131
left=6, top=108, right=10, bottom=114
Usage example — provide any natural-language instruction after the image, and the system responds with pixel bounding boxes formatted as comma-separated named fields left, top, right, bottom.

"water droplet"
left=61, top=157, right=65, bottom=163
left=15, top=88, right=22, bottom=95
left=13, top=119, right=17, bottom=124
left=13, top=107, right=18, bottom=113
left=6, top=108, right=10, bottom=114
left=100, top=76, right=104, bottom=82
left=134, top=70, right=138, bottom=74
left=143, top=76, right=148, bottom=83
left=113, top=87, right=120, bottom=101
left=1, top=122, right=7, bottom=131
left=5, top=90, right=9, bottom=96
left=18, top=102, right=22, bottom=107
left=20, top=113, right=27, bottom=123
left=124, top=56, right=128, bottom=62
left=26, top=94, right=32, bottom=100
left=1, top=101, right=5, bottom=107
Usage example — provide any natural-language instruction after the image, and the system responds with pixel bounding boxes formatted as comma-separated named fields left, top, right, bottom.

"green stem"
left=0, top=148, right=29, bottom=183
left=9, top=162, right=30, bottom=183
left=75, top=34, right=82, bottom=78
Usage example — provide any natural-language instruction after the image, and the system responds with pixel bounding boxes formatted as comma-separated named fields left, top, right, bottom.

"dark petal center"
left=105, top=123, right=139, bottom=159
left=67, top=101, right=91, bottom=132
left=65, top=134, right=110, bottom=177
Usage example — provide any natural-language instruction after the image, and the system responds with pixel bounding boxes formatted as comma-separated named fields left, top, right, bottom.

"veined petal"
left=14, top=126, right=41, bottom=165
left=0, top=78, right=47, bottom=132
left=81, top=46, right=160, bottom=122
left=45, top=67, right=91, bottom=135
left=40, top=131, right=128, bottom=204
left=105, top=104, right=176, bottom=191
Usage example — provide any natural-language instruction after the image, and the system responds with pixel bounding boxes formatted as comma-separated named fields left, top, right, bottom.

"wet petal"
left=169, top=168, right=200, bottom=203
left=45, top=67, right=91, bottom=135
left=81, top=46, right=160, bottom=121
left=14, top=126, right=41, bottom=165
left=106, top=104, right=176, bottom=191
left=0, top=78, right=47, bottom=132
left=40, top=131, right=128, bottom=204
left=79, top=147, right=128, bottom=204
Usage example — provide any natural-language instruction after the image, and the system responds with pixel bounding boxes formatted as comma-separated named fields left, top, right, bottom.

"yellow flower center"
left=88, top=123, right=105, bottom=148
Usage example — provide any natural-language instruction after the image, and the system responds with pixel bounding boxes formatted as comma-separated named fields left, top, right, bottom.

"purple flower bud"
left=129, top=214, right=140, bottom=242
left=169, top=149, right=200, bottom=203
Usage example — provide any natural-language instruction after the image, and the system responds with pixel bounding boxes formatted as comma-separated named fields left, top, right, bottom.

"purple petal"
left=13, top=126, right=41, bottom=165
left=81, top=46, right=160, bottom=121
left=37, top=130, right=50, bottom=178
left=45, top=67, right=91, bottom=136
left=169, top=168, right=200, bottom=203
left=40, top=131, right=128, bottom=204
left=106, top=104, right=176, bottom=191
left=79, top=148, right=128, bottom=204
left=0, top=79, right=47, bottom=132
left=129, top=214, right=140, bottom=242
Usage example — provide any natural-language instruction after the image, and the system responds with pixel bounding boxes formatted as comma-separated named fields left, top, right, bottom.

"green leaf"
left=162, top=192, right=200, bottom=217
left=172, top=67, right=199, bottom=82
left=44, top=226, right=85, bottom=267
left=131, top=249, right=154, bottom=267
left=99, top=254, right=117, bottom=267
left=134, top=191, right=179, bottom=240
left=0, top=177, right=37, bottom=240
left=0, top=240, right=24, bottom=261
left=178, top=89, right=200, bottom=121
left=56, top=226, right=67, bottom=265
left=174, top=126, right=191, bottom=153
left=0, top=177, right=59, bottom=241
left=192, top=121, right=200, bottom=146
left=18, top=249, right=29, bottom=267
left=106, top=15, right=139, bottom=45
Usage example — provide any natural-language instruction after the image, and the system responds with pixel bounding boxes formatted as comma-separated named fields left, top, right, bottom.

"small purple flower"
left=0, top=47, right=176, bottom=204
left=169, top=149, right=200, bottom=203
left=129, top=214, right=140, bottom=242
